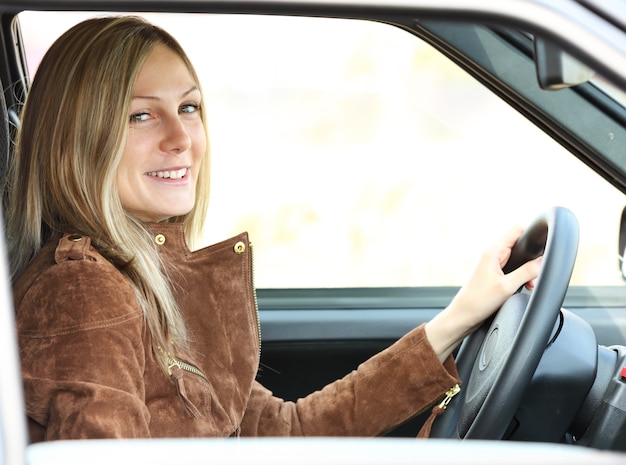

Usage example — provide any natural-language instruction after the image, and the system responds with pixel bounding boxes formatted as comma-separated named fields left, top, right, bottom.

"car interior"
left=3, top=1, right=626, bottom=464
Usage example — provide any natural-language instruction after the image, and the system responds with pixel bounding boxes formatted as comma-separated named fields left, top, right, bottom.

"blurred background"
left=17, top=11, right=626, bottom=288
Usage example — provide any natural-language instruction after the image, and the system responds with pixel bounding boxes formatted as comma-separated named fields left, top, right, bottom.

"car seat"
left=0, top=82, right=29, bottom=465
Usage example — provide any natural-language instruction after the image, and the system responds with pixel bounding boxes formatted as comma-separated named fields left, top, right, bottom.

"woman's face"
left=117, top=44, right=206, bottom=223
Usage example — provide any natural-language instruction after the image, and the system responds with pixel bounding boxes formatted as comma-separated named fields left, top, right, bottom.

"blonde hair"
left=4, top=16, right=211, bottom=372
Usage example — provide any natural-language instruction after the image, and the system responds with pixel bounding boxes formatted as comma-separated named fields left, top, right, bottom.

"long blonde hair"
left=4, top=16, right=211, bottom=372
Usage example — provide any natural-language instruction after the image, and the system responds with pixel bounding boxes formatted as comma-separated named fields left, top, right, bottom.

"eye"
left=180, top=103, right=201, bottom=115
left=129, top=111, right=152, bottom=123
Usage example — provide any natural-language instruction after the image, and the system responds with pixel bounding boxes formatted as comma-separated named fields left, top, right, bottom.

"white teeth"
left=147, top=168, right=188, bottom=179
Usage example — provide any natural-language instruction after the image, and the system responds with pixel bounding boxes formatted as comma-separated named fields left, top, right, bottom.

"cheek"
left=117, top=153, right=134, bottom=188
left=192, top=126, right=207, bottom=161
left=120, top=133, right=151, bottom=174
left=116, top=162, right=135, bottom=197
left=117, top=141, right=143, bottom=202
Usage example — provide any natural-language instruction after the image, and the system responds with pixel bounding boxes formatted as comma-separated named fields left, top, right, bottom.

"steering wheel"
left=430, top=206, right=579, bottom=439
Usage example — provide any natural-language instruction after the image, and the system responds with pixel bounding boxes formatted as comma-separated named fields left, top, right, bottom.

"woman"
left=4, top=16, right=541, bottom=441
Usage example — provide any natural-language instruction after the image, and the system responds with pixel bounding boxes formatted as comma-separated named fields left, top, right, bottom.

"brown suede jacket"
left=14, top=223, right=460, bottom=441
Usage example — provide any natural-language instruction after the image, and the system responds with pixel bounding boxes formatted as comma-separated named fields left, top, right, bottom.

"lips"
left=146, top=167, right=188, bottom=179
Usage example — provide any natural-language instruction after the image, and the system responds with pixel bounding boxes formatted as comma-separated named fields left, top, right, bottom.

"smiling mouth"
left=146, top=168, right=188, bottom=180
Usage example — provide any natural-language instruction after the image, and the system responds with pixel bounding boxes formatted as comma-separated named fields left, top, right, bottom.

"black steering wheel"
left=430, top=206, right=579, bottom=439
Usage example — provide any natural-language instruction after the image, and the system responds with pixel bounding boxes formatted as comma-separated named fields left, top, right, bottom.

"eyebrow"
left=132, top=86, right=199, bottom=101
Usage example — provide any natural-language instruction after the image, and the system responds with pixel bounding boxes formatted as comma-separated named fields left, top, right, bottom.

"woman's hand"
left=425, top=226, right=543, bottom=362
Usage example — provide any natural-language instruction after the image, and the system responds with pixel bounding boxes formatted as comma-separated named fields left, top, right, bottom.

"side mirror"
left=534, top=38, right=595, bottom=90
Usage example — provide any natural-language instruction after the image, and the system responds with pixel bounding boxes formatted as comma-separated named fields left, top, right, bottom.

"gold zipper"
left=437, top=384, right=461, bottom=410
left=249, top=242, right=262, bottom=361
left=167, top=355, right=210, bottom=384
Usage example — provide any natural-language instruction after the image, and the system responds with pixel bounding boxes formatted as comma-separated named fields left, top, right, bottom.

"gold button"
left=233, top=241, right=246, bottom=254
left=154, top=234, right=166, bottom=245
left=68, top=234, right=82, bottom=242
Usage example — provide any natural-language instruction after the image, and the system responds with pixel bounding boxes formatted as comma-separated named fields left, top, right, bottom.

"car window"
left=16, top=11, right=626, bottom=288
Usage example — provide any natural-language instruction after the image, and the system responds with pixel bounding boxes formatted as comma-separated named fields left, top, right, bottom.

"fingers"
left=496, top=225, right=525, bottom=267
left=506, top=255, right=543, bottom=293
left=501, top=225, right=525, bottom=247
left=487, top=225, right=542, bottom=295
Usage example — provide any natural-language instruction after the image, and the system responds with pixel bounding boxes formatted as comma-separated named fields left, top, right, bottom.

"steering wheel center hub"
left=479, top=326, right=499, bottom=370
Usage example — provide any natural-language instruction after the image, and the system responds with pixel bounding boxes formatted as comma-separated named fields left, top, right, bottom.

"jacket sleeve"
left=239, top=323, right=460, bottom=436
left=17, top=256, right=151, bottom=441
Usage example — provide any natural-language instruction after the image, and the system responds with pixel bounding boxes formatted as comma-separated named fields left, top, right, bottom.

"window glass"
left=17, top=12, right=626, bottom=288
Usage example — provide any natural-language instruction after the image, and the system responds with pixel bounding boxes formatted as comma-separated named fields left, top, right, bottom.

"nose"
left=160, top=115, right=191, bottom=154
